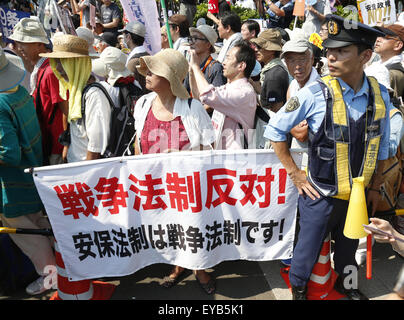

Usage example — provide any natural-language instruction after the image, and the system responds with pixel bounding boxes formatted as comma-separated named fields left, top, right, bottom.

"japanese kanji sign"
left=33, top=150, right=302, bottom=281
left=0, top=6, right=30, bottom=43
left=357, top=0, right=397, bottom=26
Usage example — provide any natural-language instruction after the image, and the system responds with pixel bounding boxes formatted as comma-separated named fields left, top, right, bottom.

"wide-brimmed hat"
left=76, top=27, right=99, bottom=57
left=251, top=29, right=282, bottom=51
left=9, top=17, right=49, bottom=44
left=137, top=48, right=189, bottom=99
left=0, top=48, right=26, bottom=92
left=39, top=34, right=96, bottom=59
left=92, top=47, right=132, bottom=86
left=189, top=25, right=218, bottom=47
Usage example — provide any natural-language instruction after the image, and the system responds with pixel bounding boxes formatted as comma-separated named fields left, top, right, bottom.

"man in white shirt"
left=217, top=11, right=243, bottom=63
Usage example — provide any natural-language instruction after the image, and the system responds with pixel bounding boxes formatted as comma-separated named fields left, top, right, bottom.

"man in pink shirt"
left=189, top=40, right=257, bottom=149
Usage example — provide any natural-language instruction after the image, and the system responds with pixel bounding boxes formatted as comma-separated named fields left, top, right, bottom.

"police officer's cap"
left=323, top=14, right=385, bottom=49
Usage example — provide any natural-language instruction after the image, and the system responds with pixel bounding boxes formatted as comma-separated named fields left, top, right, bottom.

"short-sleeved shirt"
left=267, top=0, right=294, bottom=29
left=260, top=64, right=290, bottom=108
left=31, top=58, right=65, bottom=157
left=0, top=86, right=43, bottom=217
left=67, top=84, right=112, bottom=163
left=264, top=75, right=392, bottom=161
left=100, top=2, right=121, bottom=34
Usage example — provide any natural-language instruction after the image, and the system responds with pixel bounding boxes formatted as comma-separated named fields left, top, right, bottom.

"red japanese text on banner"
left=32, top=150, right=302, bottom=281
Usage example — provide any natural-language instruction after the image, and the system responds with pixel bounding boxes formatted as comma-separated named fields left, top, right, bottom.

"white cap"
left=76, top=27, right=99, bottom=57
left=119, top=21, right=146, bottom=38
left=92, top=46, right=132, bottom=86
left=365, top=63, right=393, bottom=92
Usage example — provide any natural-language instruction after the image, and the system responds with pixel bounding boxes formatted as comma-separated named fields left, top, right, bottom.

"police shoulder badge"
left=285, top=96, right=300, bottom=113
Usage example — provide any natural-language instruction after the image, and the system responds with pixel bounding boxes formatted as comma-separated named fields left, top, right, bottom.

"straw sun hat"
left=137, top=48, right=190, bottom=99
left=39, top=34, right=97, bottom=59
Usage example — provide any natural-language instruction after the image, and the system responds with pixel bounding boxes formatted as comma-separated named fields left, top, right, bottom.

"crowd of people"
left=1, top=0, right=404, bottom=300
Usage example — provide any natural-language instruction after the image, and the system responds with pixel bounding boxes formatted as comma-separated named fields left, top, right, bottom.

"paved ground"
left=1, top=240, right=402, bottom=301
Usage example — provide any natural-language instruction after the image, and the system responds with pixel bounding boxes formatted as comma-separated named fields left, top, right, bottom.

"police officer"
left=264, top=15, right=391, bottom=300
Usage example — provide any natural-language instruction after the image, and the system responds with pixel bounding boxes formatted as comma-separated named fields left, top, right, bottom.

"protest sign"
left=357, top=0, right=397, bottom=26
left=32, top=150, right=302, bottom=281
left=120, top=0, right=161, bottom=54
left=0, top=6, right=30, bottom=42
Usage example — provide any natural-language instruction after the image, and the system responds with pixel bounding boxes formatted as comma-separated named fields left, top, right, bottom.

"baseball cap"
left=189, top=25, right=218, bottom=47
left=119, top=21, right=146, bottom=38
left=100, top=32, right=118, bottom=47
left=281, top=38, right=312, bottom=59
left=375, top=23, right=404, bottom=42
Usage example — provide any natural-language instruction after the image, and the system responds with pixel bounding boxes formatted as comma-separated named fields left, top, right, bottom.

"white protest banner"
left=358, top=0, right=397, bottom=26
left=32, top=150, right=302, bottom=281
left=119, top=0, right=161, bottom=54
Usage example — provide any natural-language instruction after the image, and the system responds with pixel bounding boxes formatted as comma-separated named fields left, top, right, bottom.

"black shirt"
left=260, top=64, right=289, bottom=108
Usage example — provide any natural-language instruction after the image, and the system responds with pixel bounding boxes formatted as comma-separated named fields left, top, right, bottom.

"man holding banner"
left=264, top=15, right=392, bottom=300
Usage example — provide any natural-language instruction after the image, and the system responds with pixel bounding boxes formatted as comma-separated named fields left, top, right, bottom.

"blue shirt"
left=389, top=110, right=404, bottom=157
left=264, top=75, right=392, bottom=160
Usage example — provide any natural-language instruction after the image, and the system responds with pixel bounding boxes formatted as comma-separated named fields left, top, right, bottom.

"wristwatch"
left=393, top=266, right=404, bottom=298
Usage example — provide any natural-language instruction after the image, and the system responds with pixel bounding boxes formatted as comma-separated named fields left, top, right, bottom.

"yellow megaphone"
left=343, top=176, right=369, bottom=239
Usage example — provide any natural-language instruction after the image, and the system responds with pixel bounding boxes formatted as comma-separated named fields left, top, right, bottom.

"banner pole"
left=160, top=0, right=173, bottom=48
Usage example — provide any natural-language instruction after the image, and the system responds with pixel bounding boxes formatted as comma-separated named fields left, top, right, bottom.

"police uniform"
left=264, top=15, right=391, bottom=299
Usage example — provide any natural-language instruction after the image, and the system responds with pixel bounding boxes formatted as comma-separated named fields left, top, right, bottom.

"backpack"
left=81, top=81, right=142, bottom=158
left=372, top=107, right=404, bottom=212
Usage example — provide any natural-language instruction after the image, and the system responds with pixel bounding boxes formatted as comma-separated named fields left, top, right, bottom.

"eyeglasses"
left=188, top=36, right=208, bottom=43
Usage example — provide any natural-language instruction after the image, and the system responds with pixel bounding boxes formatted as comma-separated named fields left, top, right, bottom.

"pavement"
left=1, top=240, right=403, bottom=301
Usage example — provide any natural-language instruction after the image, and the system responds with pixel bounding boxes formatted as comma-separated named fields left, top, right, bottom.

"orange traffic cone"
left=306, top=234, right=345, bottom=300
left=50, top=241, right=116, bottom=300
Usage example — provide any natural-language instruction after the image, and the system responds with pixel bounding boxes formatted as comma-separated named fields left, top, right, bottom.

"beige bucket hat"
left=250, top=29, right=283, bottom=51
left=39, top=34, right=96, bottom=59
left=9, top=17, right=49, bottom=44
left=92, top=46, right=132, bottom=86
left=137, top=48, right=190, bottom=99
left=0, top=48, right=26, bottom=92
